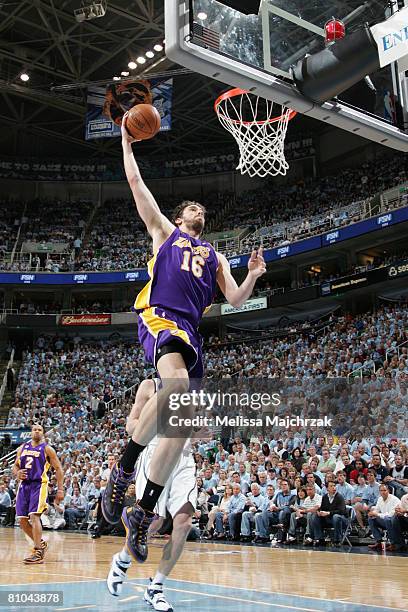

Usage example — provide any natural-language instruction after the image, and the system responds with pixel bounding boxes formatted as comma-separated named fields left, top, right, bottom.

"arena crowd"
left=0, top=305, right=407, bottom=548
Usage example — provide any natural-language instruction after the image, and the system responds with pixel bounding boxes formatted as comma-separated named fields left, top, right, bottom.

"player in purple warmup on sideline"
left=13, top=424, right=64, bottom=564
left=102, top=112, right=266, bottom=563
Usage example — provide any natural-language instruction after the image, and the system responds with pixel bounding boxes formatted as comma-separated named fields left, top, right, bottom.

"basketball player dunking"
left=102, top=114, right=266, bottom=561
left=13, top=424, right=64, bottom=564
left=107, top=378, right=196, bottom=611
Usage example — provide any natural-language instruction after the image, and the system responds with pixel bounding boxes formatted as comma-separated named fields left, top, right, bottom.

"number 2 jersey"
left=19, top=441, right=50, bottom=483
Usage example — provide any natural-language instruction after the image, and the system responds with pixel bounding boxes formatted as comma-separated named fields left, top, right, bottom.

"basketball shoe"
left=144, top=578, right=174, bottom=612
left=121, top=503, right=155, bottom=562
left=106, top=552, right=131, bottom=597
left=23, top=548, right=44, bottom=564
left=101, top=463, right=136, bottom=524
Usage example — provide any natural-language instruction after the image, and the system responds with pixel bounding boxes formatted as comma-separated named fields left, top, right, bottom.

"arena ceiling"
left=0, top=0, right=390, bottom=160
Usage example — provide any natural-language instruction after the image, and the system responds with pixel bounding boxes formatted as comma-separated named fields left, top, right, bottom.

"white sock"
left=118, top=548, right=131, bottom=564
left=152, top=571, right=167, bottom=586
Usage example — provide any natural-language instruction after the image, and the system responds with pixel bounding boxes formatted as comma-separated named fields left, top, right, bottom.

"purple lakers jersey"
left=19, top=441, right=50, bottom=483
left=135, top=227, right=218, bottom=326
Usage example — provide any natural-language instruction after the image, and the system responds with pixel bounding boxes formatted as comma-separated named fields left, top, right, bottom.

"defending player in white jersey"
left=107, top=378, right=197, bottom=612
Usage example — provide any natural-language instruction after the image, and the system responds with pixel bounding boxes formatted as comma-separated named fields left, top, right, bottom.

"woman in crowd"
left=205, top=483, right=233, bottom=539
left=291, top=447, right=305, bottom=473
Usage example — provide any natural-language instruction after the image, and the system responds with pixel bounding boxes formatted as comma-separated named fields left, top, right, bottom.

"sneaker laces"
left=27, top=549, right=43, bottom=561
left=110, top=468, right=131, bottom=505
left=137, top=514, right=152, bottom=546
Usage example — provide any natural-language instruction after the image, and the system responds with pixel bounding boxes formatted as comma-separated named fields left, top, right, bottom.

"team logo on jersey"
left=173, top=237, right=192, bottom=249
left=172, top=237, right=210, bottom=259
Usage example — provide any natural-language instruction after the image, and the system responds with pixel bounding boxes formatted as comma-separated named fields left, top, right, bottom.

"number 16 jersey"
left=134, top=227, right=218, bottom=327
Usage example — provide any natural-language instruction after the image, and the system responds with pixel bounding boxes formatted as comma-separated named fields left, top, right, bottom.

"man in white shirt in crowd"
left=287, top=484, right=322, bottom=544
left=367, top=484, right=400, bottom=551
left=101, top=454, right=116, bottom=482
left=240, top=483, right=267, bottom=542
left=64, top=485, right=87, bottom=529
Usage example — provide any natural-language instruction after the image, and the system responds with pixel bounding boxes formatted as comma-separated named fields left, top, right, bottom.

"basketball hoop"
left=214, top=88, right=296, bottom=178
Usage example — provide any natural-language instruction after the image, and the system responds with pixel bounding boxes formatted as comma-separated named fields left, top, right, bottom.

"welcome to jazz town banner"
left=85, top=77, right=173, bottom=140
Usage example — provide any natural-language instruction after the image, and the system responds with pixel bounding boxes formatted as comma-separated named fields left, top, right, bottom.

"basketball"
left=125, top=104, right=161, bottom=140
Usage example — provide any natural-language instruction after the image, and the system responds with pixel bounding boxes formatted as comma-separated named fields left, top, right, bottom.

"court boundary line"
left=149, top=577, right=408, bottom=612
left=0, top=578, right=106, bottom=587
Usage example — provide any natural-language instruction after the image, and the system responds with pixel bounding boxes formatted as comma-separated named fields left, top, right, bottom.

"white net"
left=215, top=89, right=295, bottom=178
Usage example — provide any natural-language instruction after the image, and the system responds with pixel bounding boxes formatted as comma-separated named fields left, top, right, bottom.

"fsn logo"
left=229, top=258, right=241, bottom=267
left=73, top=274, right=88, bottom=283
left=20, top=274, right=35, bottom=283
left=277, top=246, right=290, bottom=257
left=377, top=214, right=392, bottom=226
left=326, top=231, right=339, bottom=242
left=125, top=272, right=140, bottom=281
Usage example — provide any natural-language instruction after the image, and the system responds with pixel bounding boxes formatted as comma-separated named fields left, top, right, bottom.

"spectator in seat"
left=0, top=481, right=11, bottom=524
left=369, top=454, right=389, bottom=483
left=205, top=483, right=232, bottom=538
left=367, top=483, right=401, bottom=551
left=254, top=479, right=294, bottom=544
left=64, top=485, right=87, bottom=530
left=318, top=447, right=336, bottom=474
left=383, top=454, right=408, bottom=499
left=287, top=483, right=322, bottom=544
left=203, top=467, right=217, bottom=495
left=240, top=482, right=267, bottom=542
left=305, top=473, right=322, bottom=494
left=354, top=470, right=380, bottom=535
left=215, top=483, right=246, bottom=541
left=41, top=502, right=66, bottom=530
left=308, top=481, right=348, bottom=547
left=336, top=471, right=355, bottom=504
left=388, top=493, right=408, bottom=551
left=349, top=459, right=369, bottom=484
left=291, top=447, right=305, bottom=473
left=101, top=454, right=116, bottom=481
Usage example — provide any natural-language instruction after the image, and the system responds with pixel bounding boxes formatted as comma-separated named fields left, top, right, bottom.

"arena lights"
left=153, top=43, right=163, bottom=52
left=136, top=56, right=146, bottom=64
left=121, top=71, right=130, bottom=76
left=197, top=11, right=207, bottom=19
left=113, top=76, right=121, bottom=80
left=145, top=50, right=155, bottom=58
left=128, top=61, right=137, bottom=69
left=20, top=73, right=29, bottom=82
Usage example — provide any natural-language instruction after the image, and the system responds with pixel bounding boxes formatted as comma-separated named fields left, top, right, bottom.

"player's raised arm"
left=216, top=248, right=266, bottom=308
left=45, top=445, right=65, bottom=504
left=121, top=115, right=174, bottom=249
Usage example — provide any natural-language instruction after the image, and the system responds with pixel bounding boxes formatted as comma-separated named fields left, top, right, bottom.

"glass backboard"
left=190, top=0, right=400, bottom=120
left=165, top=0, right=408, bottom=150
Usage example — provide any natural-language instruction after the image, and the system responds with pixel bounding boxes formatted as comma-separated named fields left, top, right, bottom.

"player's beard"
left=187, top=218, right=204, bottom=234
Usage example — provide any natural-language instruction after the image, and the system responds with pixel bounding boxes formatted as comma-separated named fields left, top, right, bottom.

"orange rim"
left=214, top=88, right=297, bottom=126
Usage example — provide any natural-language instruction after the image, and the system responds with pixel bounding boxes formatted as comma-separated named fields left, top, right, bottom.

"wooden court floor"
left=1, top=528, right=407, bottom=612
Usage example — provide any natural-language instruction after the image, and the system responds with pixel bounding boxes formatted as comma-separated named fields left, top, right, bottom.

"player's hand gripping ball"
left=124, top=104, right=161, bottom=141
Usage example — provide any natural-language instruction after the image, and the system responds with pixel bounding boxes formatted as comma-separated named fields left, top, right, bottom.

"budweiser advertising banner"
left=60, top=314, right=111, bottom=326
